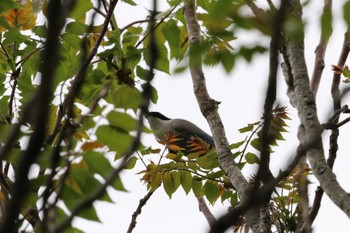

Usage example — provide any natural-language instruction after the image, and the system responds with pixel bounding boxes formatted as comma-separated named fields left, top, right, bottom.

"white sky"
left=73, top=0, right=350, bottom=232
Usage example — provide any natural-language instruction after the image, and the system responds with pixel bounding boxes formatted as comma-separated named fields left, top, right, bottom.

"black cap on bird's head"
left=146, top=111, right=171, bottom=121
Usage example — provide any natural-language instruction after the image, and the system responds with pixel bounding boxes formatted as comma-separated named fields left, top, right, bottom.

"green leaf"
left=196, top=154, right=219, bottom=170
left=83, top=151, right=112, bottom=178
left=245, top=152, right=260, bottom=164
left=71, top=168, right=100, bottom=193
left=238, top=123, right=257, bottom=133
left=180, top=170, right=192, bottom=194
left=150, top=85, right=158, bottom=104
left=163, top=172, right=175, bottom=198
left=192, top=176, right=203, bottom=197
left=61, top=185, right=101, bottom=222
left=121, top=0, right=137, bottom=6
left=229, top=140, right=245, bottom=149
left=250, top=138, right=261, bottom=151
left=107, top=111, right=137, bottom=132
left=96, top=125, right=133, bottom=153
left=112, top=86, right=142, bottom=111
left=0, top=0, right=19, bottom=13
left=3, top=29, right=30, bottom=45
left=112, top=175, right=128, bottom=192
left=65, top=22, right=87, bottom=35
left=125, top=156, right=137, bottom=169
left=143, top=21, right=169, bottom=73
left=150, top=172, right=162, bottom=192
left=204, top=181, right=221, bottom=204
left=344, top=2, right=350, bottom=28
left=69, top=0, right=93, bottom=22
left=162, top=19, right=181, bottom=59
left=62, top=33, right=82, bottom=50
left=171, top=171, right=181, bottom=192
left=320, top=7, right=332, bottom=42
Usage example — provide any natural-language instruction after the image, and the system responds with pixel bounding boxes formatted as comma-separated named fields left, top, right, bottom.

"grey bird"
left=145, top=111, right=214, bottom=156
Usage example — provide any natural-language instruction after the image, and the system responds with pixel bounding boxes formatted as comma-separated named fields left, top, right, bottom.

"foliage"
left=0, top=0, right=349, bottom=233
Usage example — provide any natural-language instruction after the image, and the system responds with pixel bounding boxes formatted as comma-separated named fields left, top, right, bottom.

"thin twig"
left=310, top=0, right=333, bottom=95
left=120, top=19, right=149, bottom=33
left=6, top=68, right=20, bottom=123
left=135, top=4, right=179, bottom=48
left=126, top=191, right=154, bottom=233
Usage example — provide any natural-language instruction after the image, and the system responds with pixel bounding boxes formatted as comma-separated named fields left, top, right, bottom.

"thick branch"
left=183, top=1, right=260, bottom=232
left=308, top=32, right=350, bottom=227
left=284, top=0, right=350, bottom=220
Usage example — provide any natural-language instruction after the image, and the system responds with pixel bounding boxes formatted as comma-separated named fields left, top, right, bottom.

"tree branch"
left=283, top=0, right=350, bottom=221
left=307, top=32, right=350, bottom=228
left=126, top=191, right=154, bottom=233
left=183, top=1, right=260, bottom=232
left=197, top=197, right=216, bottom=227
left=309, top=0, right=333, bottom=95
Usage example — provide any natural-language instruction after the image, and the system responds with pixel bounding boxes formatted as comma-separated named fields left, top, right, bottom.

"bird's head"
left=145, top=111, right=171, bottom=132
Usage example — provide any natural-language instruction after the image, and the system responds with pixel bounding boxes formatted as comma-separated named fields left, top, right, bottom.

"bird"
left=145, top=111, right=215, bottom=157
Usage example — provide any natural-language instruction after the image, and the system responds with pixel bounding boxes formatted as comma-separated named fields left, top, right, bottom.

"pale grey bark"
left=183, top=1, right=261, bottom=232
left=284, top=0, right=350, bottom=219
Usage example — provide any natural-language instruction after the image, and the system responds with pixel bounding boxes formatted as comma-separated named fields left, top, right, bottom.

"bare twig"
left=310, top=0, right=333, bottom=95
left=135, top=4, right=179, bottom=48
left=6, top=68, right=20, bottom=123
left=126, top=191, right=154, bottom=233
left=120, top=19, right=150, bottom=33
left=197, top=197, right=216, bottom=227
